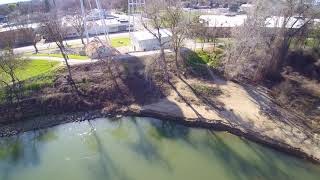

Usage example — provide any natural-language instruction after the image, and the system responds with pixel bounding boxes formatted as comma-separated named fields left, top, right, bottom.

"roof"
left=200, top=15, right=247, bottom=28
left=131, top=29, right=172, bottom=41
left=200, top=14, right=320, bottom=29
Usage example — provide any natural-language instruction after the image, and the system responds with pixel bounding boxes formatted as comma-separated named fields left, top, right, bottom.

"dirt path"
left=141, top=77, right=320, bottom=162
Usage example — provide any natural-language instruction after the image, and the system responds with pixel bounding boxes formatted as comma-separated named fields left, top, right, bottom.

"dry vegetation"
left=0, top=56, right=171, bottom=125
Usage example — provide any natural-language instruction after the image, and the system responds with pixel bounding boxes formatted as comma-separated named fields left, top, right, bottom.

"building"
left=200, top=14, right=319, bottom=29
left=86, top=9, right=113, bottom=21
left=130, top=29, right=172, bottom=51
left=61, top=16, right=130, bottom=38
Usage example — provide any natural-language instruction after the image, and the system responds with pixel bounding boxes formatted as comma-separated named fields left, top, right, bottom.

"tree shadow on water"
left=204, top=131, right=292, bottom=180
left=0, top=129, right=57, bottom=180
left=85, top=121, right=132, bottom=180
left=126, top=117, right=174, bottom=172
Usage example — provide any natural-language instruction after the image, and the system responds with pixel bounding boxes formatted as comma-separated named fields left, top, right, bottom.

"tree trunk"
left=33, top=43, right=39, bottom=54
left=268, top=39, right=289, bottom=80
left=57, top=42, right=79, bottom=94
left=80, top=35, right=85, bottom=45
left=174, top=48, right=179, bottom=73
left=160, top=47, right=169, bottom=82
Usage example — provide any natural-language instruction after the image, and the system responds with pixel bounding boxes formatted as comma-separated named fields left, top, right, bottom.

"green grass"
left=0, top=60, right=60, bottom=103
left=111, top=37, right=131, bottom=47
left=14, top=60, right=60, bottom=81
left=187, top=49, right=223, bottom=68
left=30, top=53, right=89, bottom=60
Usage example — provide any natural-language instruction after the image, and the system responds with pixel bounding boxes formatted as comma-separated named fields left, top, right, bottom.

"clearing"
left=111, top=37, right=131, bottom=47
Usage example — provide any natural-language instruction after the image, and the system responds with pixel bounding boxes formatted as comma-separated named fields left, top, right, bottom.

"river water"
left=0, top=117, right=320, bottom=180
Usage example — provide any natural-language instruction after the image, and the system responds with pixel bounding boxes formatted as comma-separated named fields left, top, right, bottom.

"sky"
left=0, top=0, right=31, bottom=5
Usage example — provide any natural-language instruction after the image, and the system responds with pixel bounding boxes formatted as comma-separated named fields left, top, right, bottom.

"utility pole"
left=128, top=0, right=146, bottom=33
left=95, top=0, right=109, bottom=42
left=80, top=0, right=89, bottom=44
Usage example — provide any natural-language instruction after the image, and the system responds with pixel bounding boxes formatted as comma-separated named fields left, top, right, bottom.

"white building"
left=62, top=18, right=129, bottom=38
left=130, top=29, right=172, bottom=51
left=200, top=14, right=247, bottom=28
left=199, top=14, right=319, bottom=29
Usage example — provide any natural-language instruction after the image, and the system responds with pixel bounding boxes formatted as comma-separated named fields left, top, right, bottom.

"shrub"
left=187, top=49, right=223, bottom=68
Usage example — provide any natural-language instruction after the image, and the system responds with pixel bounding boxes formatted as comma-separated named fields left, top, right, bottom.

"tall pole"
left=128, top=0, right=131, bottom=34
left=95, top=0, right=109, bottom=42
left=80, top=0, right=89, bottom=44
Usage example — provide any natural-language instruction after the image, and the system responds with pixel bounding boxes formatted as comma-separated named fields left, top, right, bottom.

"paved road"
left=14, top=32, right=130, bottom=54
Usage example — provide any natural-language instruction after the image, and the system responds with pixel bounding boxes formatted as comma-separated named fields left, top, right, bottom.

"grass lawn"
left=0, top=60, right=60, bottom=102
left=111, top=37, right=131, bottom=47
left=187, top=49, right=223, bottom=68
left=14, top=60, right=60, bottom=81
left=30, top=53, right=89, bottom=60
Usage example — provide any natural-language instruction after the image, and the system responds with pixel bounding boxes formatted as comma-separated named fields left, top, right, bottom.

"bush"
left=187, top=49, right=223, bottom=68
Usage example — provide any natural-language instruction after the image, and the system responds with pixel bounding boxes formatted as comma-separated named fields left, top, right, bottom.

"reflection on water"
left=0, top=117, right=320, bottom=180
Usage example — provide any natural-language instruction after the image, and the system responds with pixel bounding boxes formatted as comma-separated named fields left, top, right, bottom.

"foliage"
left=188, top=49, right=223, bottom=68
left=0, top=50, right=28, bottom=103
left=7, top=3, right=17, bottom=12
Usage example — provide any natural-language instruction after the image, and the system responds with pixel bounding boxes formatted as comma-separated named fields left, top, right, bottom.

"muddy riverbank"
left=0, top=57, right=319, bottom=165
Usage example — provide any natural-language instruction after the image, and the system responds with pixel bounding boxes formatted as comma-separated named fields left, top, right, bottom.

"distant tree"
left=66, top=13, right=86, bottom=45
left=40, top=13, right=79, bottom=93
left=7, top=3, right=17, bottom=12
left=228, top=4, right=239, bottom=12
left=0, top=29, right=16, bottom=51
left=188, top=16, right=207, bottom=50
left=112, top=0, right=128, bottom=13
left=141, top=0, right=170, bottom=81
left=164, top=2, right=189, bottom=72
left=43, top=0, right=53, bottom=12
left=224, top=0, right=320, bottom=82
left=11, top=13, right=42, bottom=54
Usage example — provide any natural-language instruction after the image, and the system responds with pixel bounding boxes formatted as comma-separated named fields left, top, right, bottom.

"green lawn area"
left=0, top=60, right=60, bottom=102
left=111, top=37, right=131, bottom=47
left=14, top=60, right=60, bottom=81
left=30, top=53, right=89, bottom=60
left=187, top=49, right=223, bottom=68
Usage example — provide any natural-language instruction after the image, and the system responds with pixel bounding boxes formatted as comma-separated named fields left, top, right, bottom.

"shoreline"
left=0, top=107, right=319, bottom=165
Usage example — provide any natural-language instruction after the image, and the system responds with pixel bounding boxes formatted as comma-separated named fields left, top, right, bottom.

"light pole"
left=80, top=0, right=89, bottom=44
left=95, top=0, right=109, bottom=42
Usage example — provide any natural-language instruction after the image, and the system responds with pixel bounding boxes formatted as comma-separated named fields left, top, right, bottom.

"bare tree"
left=0, top=49, right=27, bottom=104
left=15, top=17, right=42, bottom=54
left=164, top=2, right=189, bottom=73
left=66, top=13, right=87, bottom=45
left=0, top=29, right=17, bottom=51
left=188, top=16, right=208, bottom=50
left=224, top=0, right=320, bottom=82
left=5, top=6, right=42, bottom=54
left=40, top=13, right=79, bottom=93
left=141, top=0, right=170, bottom=81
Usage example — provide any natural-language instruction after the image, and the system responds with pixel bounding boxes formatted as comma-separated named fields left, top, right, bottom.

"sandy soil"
left=141, top=76, right=320, bottom=162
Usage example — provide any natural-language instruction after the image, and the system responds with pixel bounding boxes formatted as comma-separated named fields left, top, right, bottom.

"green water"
left=0, top=117, right=320, bottom=180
